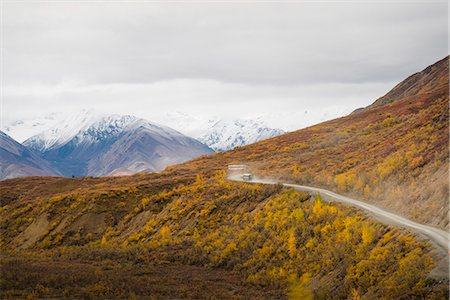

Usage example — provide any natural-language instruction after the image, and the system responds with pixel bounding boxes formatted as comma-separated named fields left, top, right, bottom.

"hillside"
left=1, top=173, right=448, bottom=299
left=0, top=131, right=60, bottom=179
left=0, top=57, right=448, bottom=299
left=183, top=55, right=449, bottom=229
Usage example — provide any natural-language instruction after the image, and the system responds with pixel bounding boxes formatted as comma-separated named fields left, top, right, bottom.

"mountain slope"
left=1, top=174, right=447, bottom=299
left=0, top=131, right=60, bottom=179
left=24, top=112, right=214, bottom=177
left=87, top=120, right=215, bottom=176
left=370, top=56, right=448, bottom=107
left=24, top=110, right=107, bottom=152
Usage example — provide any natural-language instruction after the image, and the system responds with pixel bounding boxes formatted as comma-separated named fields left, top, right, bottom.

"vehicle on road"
left=242, top=173, right=253, bottom=181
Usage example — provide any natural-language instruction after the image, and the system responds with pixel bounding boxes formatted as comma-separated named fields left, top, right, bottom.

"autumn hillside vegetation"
left=1, top=172, right=448, bottom=299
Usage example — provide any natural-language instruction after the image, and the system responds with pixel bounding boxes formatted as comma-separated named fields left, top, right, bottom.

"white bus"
left=242, top=173, right=253, bottom=181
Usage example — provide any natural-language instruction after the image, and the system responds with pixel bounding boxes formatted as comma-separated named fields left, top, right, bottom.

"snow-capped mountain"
left=6, top=110, right=286, bottom=162
left=22, top=111, right=214, bottom=177
left=147, top=112, right=286, bottom=151
left=196, top=119, right=285, bottom=152
left=24, top=111, right=139, bottom=152
left=24, top=110, right=105, bottom=151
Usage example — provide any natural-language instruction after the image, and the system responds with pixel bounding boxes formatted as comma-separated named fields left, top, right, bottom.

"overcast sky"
left=2, top=1, right=448, bottom=131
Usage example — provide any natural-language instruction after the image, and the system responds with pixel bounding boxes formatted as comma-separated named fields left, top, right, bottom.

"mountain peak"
left=23, top=112, right=141, bottom=152
left=197, top=118, right=285, bottom=152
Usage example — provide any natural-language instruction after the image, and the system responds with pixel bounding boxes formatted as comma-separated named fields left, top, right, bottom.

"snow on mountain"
left=147, top=112, right=286, bottom=152
left=24, top=110, right=106, bottom=152
left=3, top=110, right=284, bottom=178
left=9, top=110, right=286, bottom=156
left=22, top=110, right=213, bottom=177
left=23, top=111, right=189, bottom=153
left=147, top=111, right=208, bottom=138
left=87, top=120, right=213, bottom=177
left=2, top=112, right=62, bottom=143
left=197, top=119, right=285, bottom=152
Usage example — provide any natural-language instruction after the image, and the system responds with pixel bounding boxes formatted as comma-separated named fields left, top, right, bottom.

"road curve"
left=229, top=175, right=449, bottom=254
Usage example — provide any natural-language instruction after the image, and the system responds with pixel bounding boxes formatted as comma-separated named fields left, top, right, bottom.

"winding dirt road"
left=229, top=175, right=449, bottom=254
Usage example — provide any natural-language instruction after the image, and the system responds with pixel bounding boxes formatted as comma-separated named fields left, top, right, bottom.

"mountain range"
left=0, top=113, right=215, bottom=178
left=1, top=112, right=285, bottom=179
left=5, top=112, right=285, bottom=152
left=143, top=112, right=287, bottom=151
left=154, top=113, right=286, bottom=152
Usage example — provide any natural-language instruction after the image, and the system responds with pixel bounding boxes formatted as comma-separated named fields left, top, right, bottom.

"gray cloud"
left=2, top=1, right=448, bottom=130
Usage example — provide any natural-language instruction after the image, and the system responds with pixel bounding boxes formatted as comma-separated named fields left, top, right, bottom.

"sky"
left=2, top=0, right=448, bottom=133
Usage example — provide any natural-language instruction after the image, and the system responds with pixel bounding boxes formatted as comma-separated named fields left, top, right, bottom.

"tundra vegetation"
left=0, top=172, right=448, bottom=299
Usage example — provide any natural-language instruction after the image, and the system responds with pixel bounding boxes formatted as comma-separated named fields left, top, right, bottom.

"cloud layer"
left=3, top=1, right=448, bottom=130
